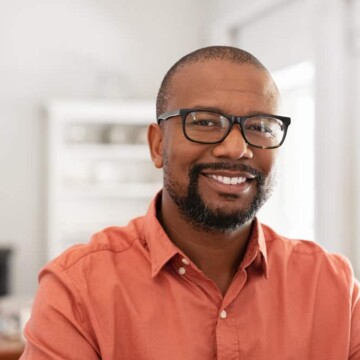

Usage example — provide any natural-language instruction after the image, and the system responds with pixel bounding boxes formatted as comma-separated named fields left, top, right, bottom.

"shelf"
left=61, top=182, right=162, bottom=199
left=47, top=100, right=157, bottom=260
left=63, top=144, right=151, bottom=160
left=48, top=99, right=155, bottom=124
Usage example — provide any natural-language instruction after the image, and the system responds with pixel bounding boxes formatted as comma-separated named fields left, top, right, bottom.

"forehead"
left=166, top=60, right=279, bottom=114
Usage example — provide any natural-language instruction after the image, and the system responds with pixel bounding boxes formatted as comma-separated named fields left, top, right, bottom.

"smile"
left=207, top=174, right=247, bottom=185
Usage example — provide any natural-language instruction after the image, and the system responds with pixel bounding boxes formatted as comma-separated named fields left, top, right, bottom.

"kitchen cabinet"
left=46, top=100, right=161, bottom=259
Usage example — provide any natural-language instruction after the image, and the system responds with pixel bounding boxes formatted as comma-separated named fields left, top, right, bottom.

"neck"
left=158, top=191, right=254, bottom=295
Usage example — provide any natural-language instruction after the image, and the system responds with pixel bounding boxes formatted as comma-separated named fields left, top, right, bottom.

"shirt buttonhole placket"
left=178, top=257, right=190, bottom=276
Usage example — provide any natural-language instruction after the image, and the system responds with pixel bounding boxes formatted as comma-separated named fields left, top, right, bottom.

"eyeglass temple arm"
left=157, top=110, right=181, bottom=123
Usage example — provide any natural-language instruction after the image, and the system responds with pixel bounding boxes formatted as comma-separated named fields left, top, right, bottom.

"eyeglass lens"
left=184, top=111, right=285, bottom=147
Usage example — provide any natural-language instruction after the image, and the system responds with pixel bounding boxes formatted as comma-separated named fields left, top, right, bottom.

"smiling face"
left=149, top=60, right=280, bottom=233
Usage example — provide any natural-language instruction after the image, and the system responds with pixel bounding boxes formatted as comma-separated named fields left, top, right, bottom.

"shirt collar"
left=240, top=218, right=269, bottom=279
left=143, top=193, right=180, bottom=278
left=143, top=192, right=269, bottom=279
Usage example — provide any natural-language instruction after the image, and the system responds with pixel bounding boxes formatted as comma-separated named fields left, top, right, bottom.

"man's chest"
left=85, top=265, right=351, bottom=360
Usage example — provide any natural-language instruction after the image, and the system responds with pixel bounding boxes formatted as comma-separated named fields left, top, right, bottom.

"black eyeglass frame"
left=157, top=108, right=291, bottom=149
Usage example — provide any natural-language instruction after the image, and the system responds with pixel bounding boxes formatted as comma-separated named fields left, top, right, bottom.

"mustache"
left=189, top=162, right=264, bottom=180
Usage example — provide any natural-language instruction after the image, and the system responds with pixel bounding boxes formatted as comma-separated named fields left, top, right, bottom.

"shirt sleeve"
left=20, top=263, right=100, bottom=360
left=350, top=277, right=360, bottom=359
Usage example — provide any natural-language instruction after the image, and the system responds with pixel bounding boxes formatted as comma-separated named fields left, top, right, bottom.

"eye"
left=192, top=119, right=217, bottom=127
left=244, top=116, right=282, bottom=138
left=247, top=123, right=274, bottom=135
left=186, top=111, right=227, bottom=130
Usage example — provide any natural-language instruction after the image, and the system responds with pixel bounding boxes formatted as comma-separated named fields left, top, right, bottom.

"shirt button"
left=178, top=267, right=186, bottom=275
left=181, top=258, right=190, bottom=265
left=220, top=310, right=227, bottom=319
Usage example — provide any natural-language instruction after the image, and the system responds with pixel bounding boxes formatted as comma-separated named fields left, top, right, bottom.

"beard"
left=164, top=161, right=275, bottom=233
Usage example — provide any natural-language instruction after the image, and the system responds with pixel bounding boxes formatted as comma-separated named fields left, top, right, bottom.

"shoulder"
left=261, top=222, right=355, bottom=285
left=47, top=215, right=146, bottom=273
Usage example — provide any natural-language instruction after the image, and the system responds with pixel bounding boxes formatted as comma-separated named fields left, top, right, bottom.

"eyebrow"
left=188, top=105, right=274, bottom=117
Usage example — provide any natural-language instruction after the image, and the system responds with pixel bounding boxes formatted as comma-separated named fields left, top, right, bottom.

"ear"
left=147, top=123, right=164, bottom=168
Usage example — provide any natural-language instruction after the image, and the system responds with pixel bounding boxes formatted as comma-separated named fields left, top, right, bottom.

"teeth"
left=208, top=174, right=247, bottom=185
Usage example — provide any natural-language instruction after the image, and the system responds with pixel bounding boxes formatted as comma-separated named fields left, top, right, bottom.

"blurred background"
left=0, top=0, right=359, bottom=351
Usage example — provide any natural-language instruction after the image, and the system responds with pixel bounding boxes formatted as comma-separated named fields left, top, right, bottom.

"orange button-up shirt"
left=21, top=196, right=360, bottom=359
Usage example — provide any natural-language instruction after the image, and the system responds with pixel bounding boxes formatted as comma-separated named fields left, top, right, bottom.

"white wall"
left=0, top=0, right=207, bottom=295
left=208, top=0, right=313, bottom=69
left=354, top=0, right=360, bottom=275
left=234, top=1, right=313, bottom=71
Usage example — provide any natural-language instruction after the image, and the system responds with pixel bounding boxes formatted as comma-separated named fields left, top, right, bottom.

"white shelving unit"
left=46, top=100, right=162, bottom=260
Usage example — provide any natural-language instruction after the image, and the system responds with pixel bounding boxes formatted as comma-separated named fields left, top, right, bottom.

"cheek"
left=164, top=147, right=193, bottom=177
left=254, top=149, right=278, bottom=173
left=163, top=126, right=205, bottom=166
left=162, top=134, right=189, bottom=178
left=163, top=141, right=210, bottom=187
left=259, top=150, right=279, bottom=185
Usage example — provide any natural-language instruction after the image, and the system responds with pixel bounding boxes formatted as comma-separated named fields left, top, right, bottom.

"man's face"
left=152, top=60, right=280, bottom=232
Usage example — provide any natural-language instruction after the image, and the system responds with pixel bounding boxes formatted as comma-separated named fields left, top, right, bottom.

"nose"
left=212, top=125, right=253, bottom=160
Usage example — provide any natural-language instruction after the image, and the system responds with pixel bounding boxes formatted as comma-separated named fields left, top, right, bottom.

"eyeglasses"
left=157, top=108, right=291, bottom=149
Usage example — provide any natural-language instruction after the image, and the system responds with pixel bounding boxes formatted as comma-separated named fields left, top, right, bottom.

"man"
left=21, top=46, right=360, bottom=359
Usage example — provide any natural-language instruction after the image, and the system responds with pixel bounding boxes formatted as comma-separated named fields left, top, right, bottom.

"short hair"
left=156, top=46, right=268, bottom=117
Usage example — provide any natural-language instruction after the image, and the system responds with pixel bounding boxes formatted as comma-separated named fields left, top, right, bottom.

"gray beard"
left=164, top=162, right=274, bottom=233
